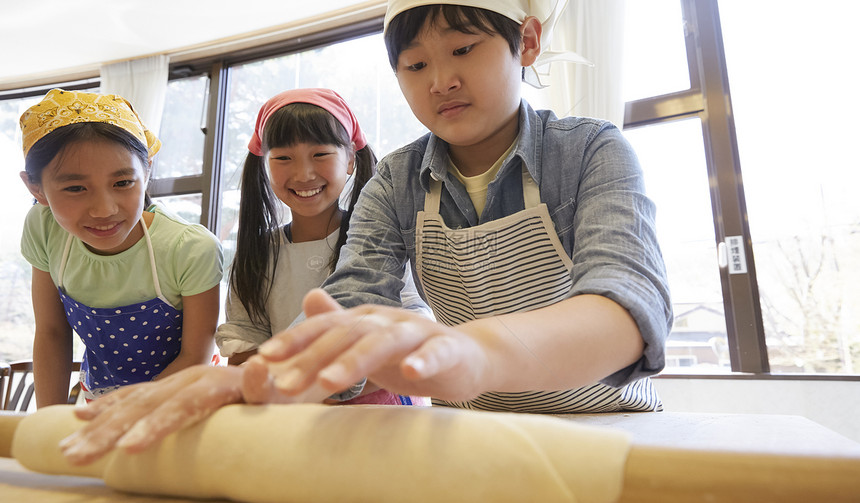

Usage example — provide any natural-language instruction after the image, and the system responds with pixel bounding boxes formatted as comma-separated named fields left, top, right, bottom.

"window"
left=718, top=0, right=860, bottom=374
left=624, top=0, right=860, bottom=376
left=623, top=118, right=729, bottom=373
left=0, top=84, right=98, bottom=362
left=622, top=0, right=736, bottom=374
left=622, top=0, right=689, bottom=101
left=0, top=96, right=41, bottom=361
left=150, top=74, right=211, bottom=223
left=154, top=75, right=208, bottom=180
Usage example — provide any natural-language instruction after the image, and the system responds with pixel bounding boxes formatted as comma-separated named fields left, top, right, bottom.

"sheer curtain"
left=524, top=0, right=626, bottom=127
left=100, top=54, right=169, bottom=135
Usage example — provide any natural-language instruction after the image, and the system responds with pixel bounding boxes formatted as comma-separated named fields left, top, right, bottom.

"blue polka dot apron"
left=57, top=219, right=182, bottom=400
left=416, top=167, right=662, bottom=413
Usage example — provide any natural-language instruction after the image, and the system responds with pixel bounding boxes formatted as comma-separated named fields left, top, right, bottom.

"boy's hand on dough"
left=257, top=289, right=492, bottom=403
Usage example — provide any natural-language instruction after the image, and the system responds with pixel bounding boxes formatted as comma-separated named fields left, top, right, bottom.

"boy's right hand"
left=247, top=289, right=493, bottom=403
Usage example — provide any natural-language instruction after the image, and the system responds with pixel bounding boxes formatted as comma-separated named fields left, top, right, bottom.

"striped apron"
left=415, top=168, right=661, bottom=413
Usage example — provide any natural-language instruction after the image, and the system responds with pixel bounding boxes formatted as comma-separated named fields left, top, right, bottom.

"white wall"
left=653, top=377, right=860, bottom=443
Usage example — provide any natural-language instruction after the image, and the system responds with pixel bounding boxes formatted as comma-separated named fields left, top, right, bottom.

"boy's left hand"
left=249, top=289, right=493, bottom=403
left=60, top=364, right=245, bottom=465
left=62, top=360, right=339, bottom=466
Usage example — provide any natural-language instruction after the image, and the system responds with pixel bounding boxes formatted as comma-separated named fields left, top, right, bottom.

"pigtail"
left=328, top=145, right=377, bottom=272
left=229, top=152, right=282, bottom=326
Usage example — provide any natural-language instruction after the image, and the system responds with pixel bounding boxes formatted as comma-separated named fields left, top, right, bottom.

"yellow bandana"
left=19, top=88, right=161, bottom=158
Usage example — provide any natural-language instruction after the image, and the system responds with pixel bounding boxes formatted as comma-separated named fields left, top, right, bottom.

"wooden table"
left=0, top=458, right=225, bottom=502
left=567, top=411, right=860, bottom=456
left=572, top=412, right=860, bottom=502
left=1, top=411, right=858, bottom=502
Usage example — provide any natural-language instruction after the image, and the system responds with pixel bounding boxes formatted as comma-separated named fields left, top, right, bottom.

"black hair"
left=23, top=122, right=153, bottom=206
left=384, top=5, right=523, bottom=70
left=230, top=102, right=376, bottom=326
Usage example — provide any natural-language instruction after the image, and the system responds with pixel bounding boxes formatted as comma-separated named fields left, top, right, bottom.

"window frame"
left=625, top=0, right=770, bottom=374
left=150, top=11, right=384, bottom=234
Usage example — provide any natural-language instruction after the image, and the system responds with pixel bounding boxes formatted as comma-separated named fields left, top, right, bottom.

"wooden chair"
left=2, top=360, right=82, bottom=412
left=0, top=363, right=9, bottom=409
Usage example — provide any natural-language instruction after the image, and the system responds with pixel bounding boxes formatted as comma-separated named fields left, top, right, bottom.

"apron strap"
left=140, top=217, right=165, bottom=300
left=522, top=168, right=541, bottom=209
left=57, top=233, right=74, bottom=289
left=424, top=174, right=444, bottom=213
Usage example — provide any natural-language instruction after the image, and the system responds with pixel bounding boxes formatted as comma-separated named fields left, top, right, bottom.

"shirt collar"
left=419, top=100, right=541, bottom=191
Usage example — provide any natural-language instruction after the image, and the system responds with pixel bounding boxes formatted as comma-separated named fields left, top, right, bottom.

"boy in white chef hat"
left=244, top=0, right=673, bottom=414
left=62, top=0, right=672, bottom=463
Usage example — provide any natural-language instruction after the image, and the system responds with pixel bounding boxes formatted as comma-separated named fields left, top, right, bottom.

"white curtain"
left=524, top=0, right=626, bottom=127
left=100, top=54, right=169, bottom=135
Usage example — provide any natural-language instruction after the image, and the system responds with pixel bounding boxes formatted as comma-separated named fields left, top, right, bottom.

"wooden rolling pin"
left=1, top=407, right=859, bottom=503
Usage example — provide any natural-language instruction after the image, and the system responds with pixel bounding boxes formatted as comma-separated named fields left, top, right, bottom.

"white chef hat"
left=383, top=0, right=592, bottom=88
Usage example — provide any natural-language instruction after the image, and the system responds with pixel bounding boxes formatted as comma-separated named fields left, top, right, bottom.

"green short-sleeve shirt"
left=21, top=204, right=223, bottom=310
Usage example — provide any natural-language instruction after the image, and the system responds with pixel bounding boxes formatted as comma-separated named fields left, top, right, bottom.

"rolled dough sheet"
left=13, top=404, right=631, bottom=503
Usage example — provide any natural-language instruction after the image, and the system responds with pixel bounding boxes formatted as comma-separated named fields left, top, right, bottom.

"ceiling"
left=1, top=0, right=373, bottom=88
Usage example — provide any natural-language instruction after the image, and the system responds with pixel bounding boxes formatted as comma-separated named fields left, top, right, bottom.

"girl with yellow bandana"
left=18, top=89, right=223, bottom=406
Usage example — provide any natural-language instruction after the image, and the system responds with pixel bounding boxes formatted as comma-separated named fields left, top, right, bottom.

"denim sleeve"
left=314, top=163, right=414, bottom=402
left=565, top=125, right=673, bottom=387
left=320, top=162, right=411, bottom=309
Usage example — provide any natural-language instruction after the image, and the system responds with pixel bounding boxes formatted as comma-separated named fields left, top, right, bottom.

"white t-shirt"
left=216, top=226, right=430, bottom=357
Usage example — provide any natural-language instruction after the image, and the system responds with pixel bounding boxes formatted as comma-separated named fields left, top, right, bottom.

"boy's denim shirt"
left=322, top=99, right=673, bottom=388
